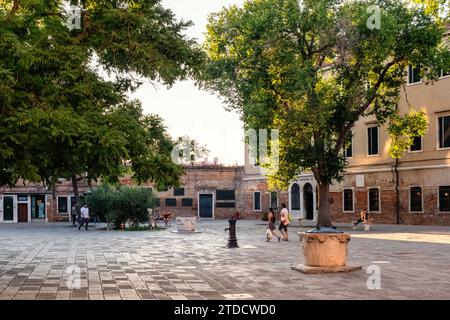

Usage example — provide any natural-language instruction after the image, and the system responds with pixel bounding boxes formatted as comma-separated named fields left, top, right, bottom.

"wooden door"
left=18, top=203, right=28, bottom=223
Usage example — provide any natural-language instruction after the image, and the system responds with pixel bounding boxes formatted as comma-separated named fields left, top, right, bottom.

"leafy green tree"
left=412, top=0, right=449, bottom=16
left=0, top=0, right=203, bottom=198
left=113, top=186, right=154, bottom=227
left=387, top=109, right=428, bottom=224
left=203, top=0, right=450, bottom=227
left=388, top=111, right=429, bottom=160
left=84, top=185, right=114, bottom=222
left=85, top=185, right=154, bottom=228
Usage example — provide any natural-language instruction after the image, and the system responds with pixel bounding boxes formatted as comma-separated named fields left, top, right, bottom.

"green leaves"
left=203, top=0, right=449, bottom=186
left=81, top=0, right=205, bottom=87
left=203, top=0, right=449, bottom=226
left=387, top=110, right=428, bottom=159
left=85, top=185, right=155, bottom=227
left=1, top=0, right=202, bottom=188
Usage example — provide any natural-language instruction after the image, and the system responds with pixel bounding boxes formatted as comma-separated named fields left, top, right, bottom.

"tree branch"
left=333, top=60, right=397, bottom=154
left=311, top=43, right=334, bottom=55
left=10, top=0, right=19, bottom=13
left=295, top=31, right=308, bottom=59
left=334, top=122, right=354, bottom=154
left=357, top=60, right=397, bottom=115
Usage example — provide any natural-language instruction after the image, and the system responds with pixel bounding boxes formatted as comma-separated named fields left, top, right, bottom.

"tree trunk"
left=72, top=174, right=80, bottom=205
left=317, top=182, right=333, bottom=228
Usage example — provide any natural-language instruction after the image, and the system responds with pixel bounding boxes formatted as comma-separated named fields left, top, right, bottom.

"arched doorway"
left=290, top=183, right=301, bottom=219
left=291, top=183, right=300, bottom=211
left=304, top=183, right=314, bottom=220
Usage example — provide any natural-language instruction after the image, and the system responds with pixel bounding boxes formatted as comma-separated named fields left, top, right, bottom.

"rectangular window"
left=216, top=190, right=236, bottom=208
left=343, top=189, right=353, bottom=212
left=58, top=197, right=68, bottom=213
left=439, top=186, right=450, bottom=212
left=438, top=115, right=450, bottom=149
left=270, top=191, right=278, bottom=209
left=165, top=198, right=177, bottom=207
left=345, top=132, right=353, bottom=158
left=410, top=136, right=422, bottom=152
left=368, top=188, right=380, bottom=212
left=254, top=192, right=262, bottom=211
left=408, top=65, right=421, bottom=84
left=181, top=198, right=193, bottom=207
left=410, top=187, right=423, bottom=212
left=367, top=126, right=379, bottom=155
left=17, top=195, right=28, bottom=202
left=216, top=190, right=235, bottom=201
left=174, top=187, right=185, bottom=196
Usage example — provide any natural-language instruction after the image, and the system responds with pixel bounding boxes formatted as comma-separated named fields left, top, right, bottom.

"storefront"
left=0, top=193, right=51, bottom=223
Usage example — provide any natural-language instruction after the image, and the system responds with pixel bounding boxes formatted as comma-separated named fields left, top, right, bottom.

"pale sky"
left=130, top=0, right=247, bottom=165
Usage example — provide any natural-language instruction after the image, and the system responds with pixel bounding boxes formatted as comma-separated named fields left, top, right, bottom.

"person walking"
left=266, top=208, right=282, bottom=242
left=78, top=204, right=90, bottom=231
left=353, top=208, right=368, bottom=227
left=279, top=203, right=290, bottom=241
left=71, top=202, right=77, bottom=226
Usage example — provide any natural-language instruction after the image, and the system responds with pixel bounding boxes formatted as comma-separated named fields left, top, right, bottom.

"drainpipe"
left=395, top=158, right=400, bottom=225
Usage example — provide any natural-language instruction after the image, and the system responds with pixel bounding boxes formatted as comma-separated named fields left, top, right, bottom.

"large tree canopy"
left=203, top=0, right=450, bottom=227
left=0, top=0, right=203, bottom=198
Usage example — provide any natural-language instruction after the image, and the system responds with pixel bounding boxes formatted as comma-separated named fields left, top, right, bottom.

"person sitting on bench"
left=353, top=209, right=368, bottom=227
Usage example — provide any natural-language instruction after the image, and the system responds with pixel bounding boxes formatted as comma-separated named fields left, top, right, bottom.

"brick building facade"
left=1, top=31, right=448, bottom=225
left=146, top=165, right=244, bottom=220
left=285, top=65, right=450, bottom=226
left=0, top=164, right=289, bottom=223
left=0, top=179, right=90, bottom=223
left=141, top=165, right=288, bottom=221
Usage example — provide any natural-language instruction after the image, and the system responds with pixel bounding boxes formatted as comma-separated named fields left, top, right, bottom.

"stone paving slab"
left=0, top=221, right=450, bottom=299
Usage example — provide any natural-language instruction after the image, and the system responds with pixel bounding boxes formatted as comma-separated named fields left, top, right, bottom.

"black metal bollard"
left=225, top=219, right=239, bottom=248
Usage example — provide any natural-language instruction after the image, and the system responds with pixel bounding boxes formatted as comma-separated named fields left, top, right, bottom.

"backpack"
left=288, top=212, right=293, bottom=222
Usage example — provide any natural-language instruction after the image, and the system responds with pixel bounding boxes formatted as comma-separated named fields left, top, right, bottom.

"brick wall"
left=151, top=165, right=244, bottom=220
left=241, top=178, right=288, bottom=220
left=151, top=168, right=289, bottom=221
left=329, top=167, right=450, bottom=225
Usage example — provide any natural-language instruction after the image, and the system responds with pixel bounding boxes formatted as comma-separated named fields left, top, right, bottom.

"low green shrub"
left=260, top=211, right=268, bottom=221
left=85, top=186, right=155, bottom=229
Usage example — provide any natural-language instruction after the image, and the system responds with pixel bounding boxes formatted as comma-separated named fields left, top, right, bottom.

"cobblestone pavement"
left=1, top=220, right=450, bottom=300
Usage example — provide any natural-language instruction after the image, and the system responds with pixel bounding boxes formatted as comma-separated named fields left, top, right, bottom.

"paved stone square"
left=1, top=220, right=450, bottom=300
